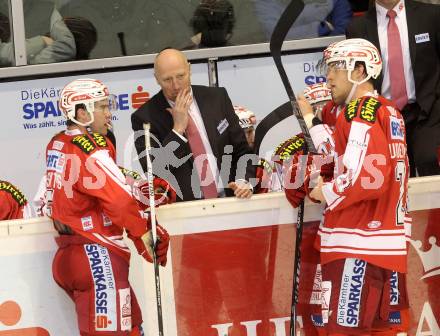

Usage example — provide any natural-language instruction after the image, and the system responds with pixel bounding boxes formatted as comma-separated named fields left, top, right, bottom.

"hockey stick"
left=143, top=123, right=165, bottom=336
left=269, top=2, right=316, bottom=335
left=117, top=32, right=127, bottom=56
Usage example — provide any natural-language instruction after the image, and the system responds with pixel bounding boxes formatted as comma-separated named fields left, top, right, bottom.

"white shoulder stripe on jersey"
left=343, top=121, right=371, bottom=174
left=340, top=122, right=370, bottom=187
left=324, top=121, right=371, bottom=210
left=93, top=233, right=130, bottom=252
left=107, top=235, right=124, bottom=240
left=91, top=150, right=133, bottom=197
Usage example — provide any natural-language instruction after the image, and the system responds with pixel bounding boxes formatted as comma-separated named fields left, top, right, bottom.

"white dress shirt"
left=376, top=0, right=416, bottom=103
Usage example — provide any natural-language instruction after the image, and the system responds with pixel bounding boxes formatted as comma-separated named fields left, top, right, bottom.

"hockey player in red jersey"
left=0, top=180, right=32, bottom=220
left=234, top=105, right=274, bottom=193
left=45, top=78, right=170, bottom=335
left=234, top=105, right=257, bottom=150
left=286, top=39, right=411, bottom=335
left=282, top=83, right=333, bottom=205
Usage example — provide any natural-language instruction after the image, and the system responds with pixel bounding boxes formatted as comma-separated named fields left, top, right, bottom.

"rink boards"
left=0, top=176, right=439, bottom=335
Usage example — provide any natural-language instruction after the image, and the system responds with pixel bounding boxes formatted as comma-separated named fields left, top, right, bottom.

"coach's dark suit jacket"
left=346, top=0, right=440, bottom=175
left=131, top=85, right=255, bottom=201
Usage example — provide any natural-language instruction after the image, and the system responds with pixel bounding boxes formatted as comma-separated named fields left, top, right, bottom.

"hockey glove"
left=284, top=151, right=332, bottom=207
left=285, top=187, right=307, bottom=208
left=255, top=158, right=273, bottom=194
left=133, top=177, right=177, bottom=208
left=284, top=151, right=308, bottom=208
left=131, top=224, right=170, bottom=266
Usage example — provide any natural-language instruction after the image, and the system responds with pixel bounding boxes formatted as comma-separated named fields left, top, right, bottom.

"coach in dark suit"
left=347, top=0, right=440, bottom=176
left=131, top=48, right=255, bottom=201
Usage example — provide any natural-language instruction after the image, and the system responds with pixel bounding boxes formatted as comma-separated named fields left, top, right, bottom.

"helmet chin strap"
left=345, top=69, right=371, bottom=104
left=345, top=82, right=358, bottom=104
left=68, top=101, right=95, bottom=127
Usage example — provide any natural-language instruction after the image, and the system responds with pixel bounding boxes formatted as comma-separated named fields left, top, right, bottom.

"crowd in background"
left=0, top=0, right=404, bottom=64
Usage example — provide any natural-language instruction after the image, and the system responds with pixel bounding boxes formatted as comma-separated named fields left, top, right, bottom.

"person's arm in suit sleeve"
left=319, top=0, right=353, bottom=36
left=131, top=109, right=150, bottom=174
left=436, top=6, right=440, bottom=64
left=345, top=14, right=363, bottom=38
left=220, top=87, right=257, bottom=190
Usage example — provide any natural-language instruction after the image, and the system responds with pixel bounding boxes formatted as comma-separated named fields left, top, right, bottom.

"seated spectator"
left=63, top=16, right=97, bottom=60
left=189, top=0, right=235, bottom=48
left=234, top=105, right=256, bottom=149
left=348, top=0, right=370, bottom=13
left=254, top=0, right=352, bottom=40
left=0, top=8, right=76, bottom=66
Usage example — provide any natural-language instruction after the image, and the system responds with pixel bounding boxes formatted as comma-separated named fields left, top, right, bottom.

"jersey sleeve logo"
left=119, top=166, right=141, bottom=180
left=91, top=133, right=108, bottom=148
left=273, top=135, right=305, bottom=162
left=345, top=98, right=361, bottom=122
left=0, top=181, right=27, bottom=206
left=71, top=134, right=96, bottom=154
left=258, top=158, right=273, bottom=174
left=359, top=97, right=381, bottom=123
left=389, top=115, right=405, bottom=141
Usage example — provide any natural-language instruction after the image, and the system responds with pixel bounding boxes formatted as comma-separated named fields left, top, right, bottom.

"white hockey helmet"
left=234, top=105, right=256, bottom=129
left=303, top=82, right=332, bottom=105
left=320, top=38, right=382, bottom=84
left=59, top=78, right=113, bottom=126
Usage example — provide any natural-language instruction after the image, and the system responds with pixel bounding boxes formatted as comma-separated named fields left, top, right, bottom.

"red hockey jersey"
left=45, top=129, right=148, bottom=260
left=316, top=95, right=410, bottom=273
left=321, top=100, right=341, bottom=129
left=0, top=180, right=29, bottom=220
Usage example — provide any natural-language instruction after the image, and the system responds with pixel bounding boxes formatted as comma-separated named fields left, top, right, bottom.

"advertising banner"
left=0, top=65, right=209, bottom=204
left=0, top=232, right=76, bottom=334
left=217, top=52, right=324, bottom=126
left=0, top=51, right=324, bottom=208
left=155, top=177, right=440, bottom=335
left=163, top=207, right=440, bottom=336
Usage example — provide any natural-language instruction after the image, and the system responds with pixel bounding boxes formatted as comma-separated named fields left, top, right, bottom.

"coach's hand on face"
left=168, top=87, right=193, bottom=136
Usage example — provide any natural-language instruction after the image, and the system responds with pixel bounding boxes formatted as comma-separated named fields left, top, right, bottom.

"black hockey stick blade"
left=153, top=252, right=165, bottom=336
left=269, top=0, right=317, bottom=153
left=269, top=0, right=304, bottom=102
left=270, top=2, right=312, bottom=335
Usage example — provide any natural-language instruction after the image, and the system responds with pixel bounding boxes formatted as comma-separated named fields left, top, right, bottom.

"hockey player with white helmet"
left=234, top=104, right=278, bottom=194
left=286, top=38, right=411, bottom=335
left=45, top=78, right=170, bottom=335
left=300, top=81, right=342, bottom=135
left=234, top=105, right=257, bottom=149
left=303, top=82, right=332, bottom=119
